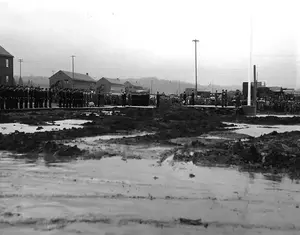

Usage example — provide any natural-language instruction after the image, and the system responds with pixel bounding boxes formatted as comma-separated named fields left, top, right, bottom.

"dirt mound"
left=174, top=131, right=300, bottom=174
left=231, top=131, right=300, bottom=171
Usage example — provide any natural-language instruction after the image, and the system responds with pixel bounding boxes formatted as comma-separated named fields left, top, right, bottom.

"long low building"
left=49, top=70, right=96, bottom=90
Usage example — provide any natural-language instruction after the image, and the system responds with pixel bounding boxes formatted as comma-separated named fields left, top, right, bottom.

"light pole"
left=18, top=59, right=23, bottom=79
left=71, top=55, right=75, bottom=89
left=192, top=39, right=199, bottom=95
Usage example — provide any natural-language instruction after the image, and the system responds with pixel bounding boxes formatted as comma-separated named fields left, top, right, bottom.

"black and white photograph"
left=0, top=0, right=300, bottom=234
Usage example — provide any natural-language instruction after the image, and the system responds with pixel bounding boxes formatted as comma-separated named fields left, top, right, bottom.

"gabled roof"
left=100, top=77, right=124, bottom=85
left=60, top=70, right=96, bottom=83
left=124, top=81, right=144, bottom=89
left=0, top=45, right=13, bottom=57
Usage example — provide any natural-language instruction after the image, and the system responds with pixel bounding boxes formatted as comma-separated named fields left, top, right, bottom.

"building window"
left=65, top=80, right=69, bottom=84
left=6, top=59, right=9, bottom=68
left=6, top=76, right=9, bottom=83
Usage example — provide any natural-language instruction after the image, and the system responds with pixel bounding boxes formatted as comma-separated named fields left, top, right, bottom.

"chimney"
left=86, top=73, right=89, bottom=76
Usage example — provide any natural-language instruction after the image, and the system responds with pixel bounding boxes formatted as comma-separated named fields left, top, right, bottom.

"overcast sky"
left=0, top=0, right=299, bottom=87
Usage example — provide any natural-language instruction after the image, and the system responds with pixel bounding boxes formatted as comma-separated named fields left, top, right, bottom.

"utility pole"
left=71, top=55, right=75, bottom=89
left=150, top=80, right=153, bottom=94
left=18, top=59, right=23, bottom=79
left=192, top=39, right=199, bottom=95
left=253, top=65, right=257, bottom=115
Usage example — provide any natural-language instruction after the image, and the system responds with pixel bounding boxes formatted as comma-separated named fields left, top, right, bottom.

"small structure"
left=0, top=45, right=14, bottom=86
left=242, top=81, right=266, bottom=99
left=49, top=70, right=96, bottom=90
left=184, top=88, right=196, bottom=96
left=96, top=77, right=125, bottom=94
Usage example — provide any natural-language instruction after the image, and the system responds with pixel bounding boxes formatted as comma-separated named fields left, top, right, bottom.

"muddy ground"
left=1, top=107, right=300, bottom=174
left=1, top=107, right=300, bottom=234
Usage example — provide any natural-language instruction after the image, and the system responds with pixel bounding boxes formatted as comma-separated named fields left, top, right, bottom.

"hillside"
left=14, top=76, right=49, bottom=88
left=14, top=75, right=241, bottom=93
left=122, top=77, right=241, bottom=94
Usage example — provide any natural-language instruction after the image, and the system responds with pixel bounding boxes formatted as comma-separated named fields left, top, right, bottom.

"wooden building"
left=49, top=70, right=96, bottom=90
left=96, top=77, right=125, bottom=94
left=0, top=45, right=14, bottom=86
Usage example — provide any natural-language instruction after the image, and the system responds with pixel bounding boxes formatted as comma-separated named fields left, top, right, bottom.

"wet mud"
left=1, top=156, right=300, bottom=234
left=2, top=107, right=300, bottom=234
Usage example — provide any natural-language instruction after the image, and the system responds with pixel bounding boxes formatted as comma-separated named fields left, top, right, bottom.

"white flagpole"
left=248, top=15, right=253, bottom=106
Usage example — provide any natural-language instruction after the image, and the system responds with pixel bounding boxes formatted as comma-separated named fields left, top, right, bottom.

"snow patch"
left=0, top=119, right=92, bottom=135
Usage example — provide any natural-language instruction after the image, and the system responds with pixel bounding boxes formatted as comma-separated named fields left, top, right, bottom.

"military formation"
left=0, top=85, right=53, bottom=110
left=57, top=88, right=86, bottom=108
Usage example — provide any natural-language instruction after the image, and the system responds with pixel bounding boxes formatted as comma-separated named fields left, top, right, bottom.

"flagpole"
left=248, top=14, right=253, bottom=106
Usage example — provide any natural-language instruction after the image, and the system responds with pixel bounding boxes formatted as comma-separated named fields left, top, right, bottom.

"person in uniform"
left=68, top=89, right=72, bottom=108
left=19, top=86, right=24, bottom=109
left=39, top=88, right=44, bottom=108
left=156, top=91, right=160, bottom=108
left=28, top=87, right=32, bottom=108
left=183, top=91, right=187, bottom=105
left=34, top=87, right=38, bottom=108
left=191, top=92, right=195, bottom=106
left=24, top=86, right=29, bottom=109
left=97, top=91, right=101, bottom=107
left=215, top=90, right=218, bottom=107
left=80, top=90, right=84, bottom=107
left=225, top=90, right=228, bottom=107
left=58, top=88, right=63, bottom=108
left=221, top=89, right=225, bottom=108
left=61, top=88, right=66, bottom=108
left=4, top=86, right=11, bottom=109
left=44, top=88, right=48, bottom=108
left=0, top=85, right=4, bottom=110
left=235, top=90, right=241, bottom=108
left=72, top=89, right=76, bottom=108
left=48, top=88, right=53, bottom=108
left=13, top=86, right=18, bottom=109
left=29, top=87, right=34, bottom=109
left=121, top=91, right=125, bottom=107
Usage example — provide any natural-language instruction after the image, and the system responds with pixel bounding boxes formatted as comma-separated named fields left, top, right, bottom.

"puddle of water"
left=197, top=135, right=230, bottom=140
left=169, top=134, right=232, bottom=146
left=251, top=114, right=300, bottom=118
left=223, top=122, right=300, bottom=137
left=1, top=152, right=300, bottom=234
left=0, top=119, right=92, bottom=135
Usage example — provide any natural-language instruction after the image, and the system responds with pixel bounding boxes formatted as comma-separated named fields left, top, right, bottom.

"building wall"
left=73, top=80, right=96, bottom=90
left=0, top=56, right=14, bottom=85
left=49, top=71, right=96, bottom=90
left=96, top=78, right=125, bottom=94
left=96, top=78, right=112, bottom=93
left=124, top=81, right=146, bottom=93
